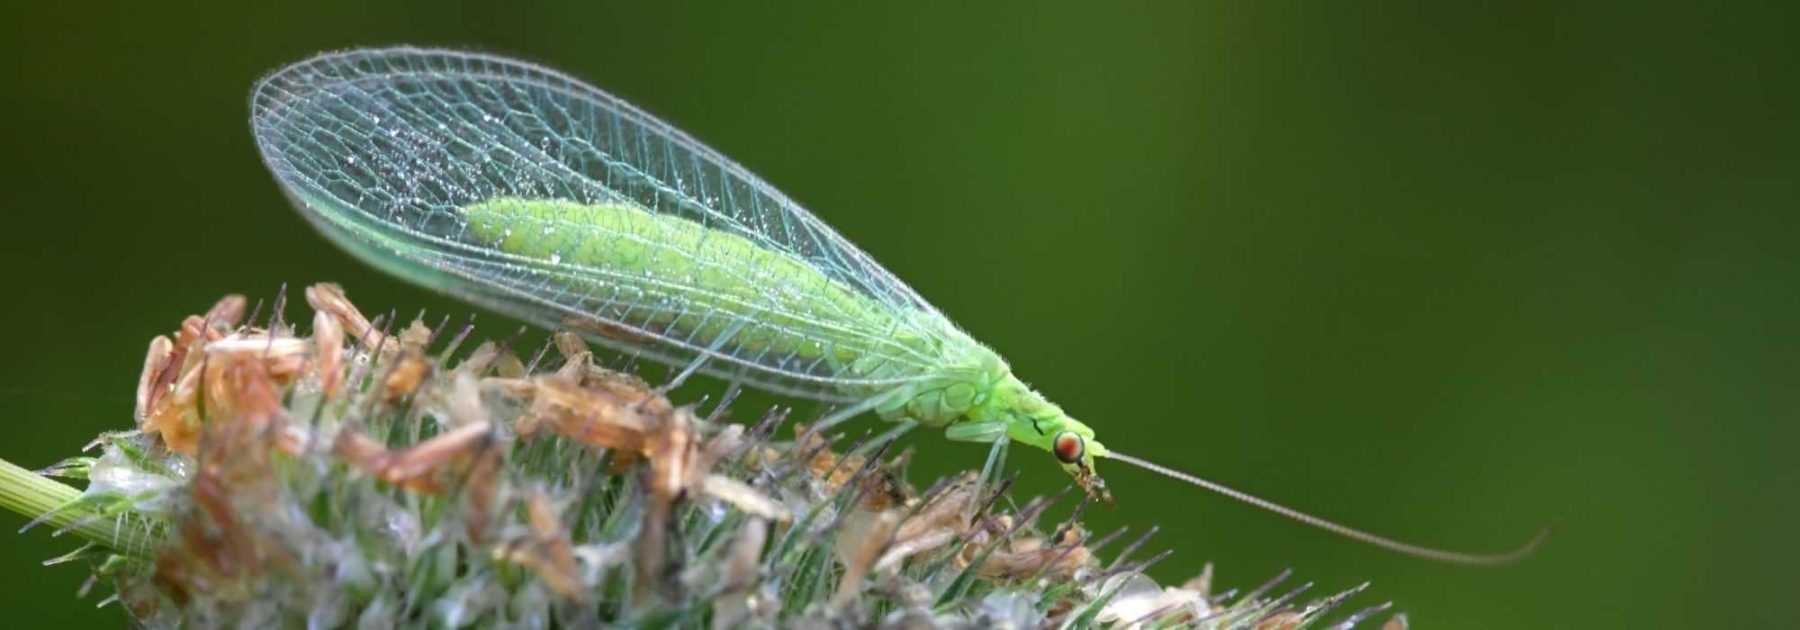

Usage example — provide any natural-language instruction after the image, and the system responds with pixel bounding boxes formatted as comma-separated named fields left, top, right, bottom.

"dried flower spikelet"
left=1097, top=572, right=1186, bottom=626
left=1101, top=573, right=1212, bottom=627
left=1184, top=561, right=1215, bottom=600
left=334, top=421, right=495, bottom=494
left=396, top=317, right=432, bottom=352
left=134, top=297, right=280, bottom=455
left=497, top=367, right=672, bottom=454
left=552, top=329, right=589, bottom=359
left=311, top=308, right=344, bottom=400
left=494, top=492, right=586, bottom=601
left=831, top=504, right=901, bottom=610
left=872, top=473, right=984, bottom=573
left=686, top=419, right=789, bottom=520
left=382, top=352, right=431, bottom=401
left=133, top=335, right=192, bottom=451
left=303, top=283, right=375, bottom=343
left=380, top=318, right=437, bottom=400
left=204, top=334, right=309, bottom=383
left=335, top=370, right=504, bottom=495
left=552, top=332, right=652, bottom=393
left=489, top=346, right=528, bottom=379
left=711, top=518, right=772, bottom=630
left=304, top=283, right=416, bottom=367
left=202, top=294, right=248, bottom=329
left=649, top=404, right=789, bottom=569
left=721, top=517, right=767, bottom=592
left=135, top=319, right=212, bottom=454
left=789, top=422, right=874, bottom=493
left=855, top=464, right=912, bottom=513
left=451, top=340, right=502, bottom=379
left=972, top=532, right=1095, bottom=581
left=135, top=336, right=174, bottom=424
left=952, top=514, right=1011, bottom=574
left=440, top=370, right=488, bottom=428
left=460, top=434, right=505, bottom=544
left=202, top=350, right=291, bottom=440
left=701, top=472, right=789, bottom=522
left=144, top=363, right=204, bottom=455
left=538, top=374, right=651, bottom=448
left=644, top=406, right=700, bottom=502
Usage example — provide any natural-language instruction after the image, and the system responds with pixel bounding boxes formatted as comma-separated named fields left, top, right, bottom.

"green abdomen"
left=461, top=198, right=920, bottom=385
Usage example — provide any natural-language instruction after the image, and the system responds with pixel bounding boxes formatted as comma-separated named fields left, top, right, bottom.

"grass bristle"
left=0, top=284, right=1405, bottom=628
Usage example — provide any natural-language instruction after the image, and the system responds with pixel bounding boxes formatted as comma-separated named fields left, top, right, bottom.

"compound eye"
left=1052, top=431, right=1084, bottom=464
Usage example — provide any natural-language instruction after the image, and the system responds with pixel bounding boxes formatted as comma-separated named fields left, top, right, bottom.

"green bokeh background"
left=2, top=3, right=1794, bottom=627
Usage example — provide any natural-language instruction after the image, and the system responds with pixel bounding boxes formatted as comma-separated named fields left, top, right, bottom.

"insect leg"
left=847, top=419, right=917, bottom=459
left=658, top=320, right=746, bottom=393
left=943, top=420, right=1008, bottom=443
left=976, top=434, right=1010, bottom=521
left=796, top=388, right=908, bottom=445
left=942, top=420, right=1012, bottom=518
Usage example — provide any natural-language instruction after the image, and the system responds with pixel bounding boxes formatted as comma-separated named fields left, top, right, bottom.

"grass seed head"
left=2, top=284, right=1406, bottom=628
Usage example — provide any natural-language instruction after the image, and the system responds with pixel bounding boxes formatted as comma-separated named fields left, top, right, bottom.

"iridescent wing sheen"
left=250, top=47, right=957, bottom=401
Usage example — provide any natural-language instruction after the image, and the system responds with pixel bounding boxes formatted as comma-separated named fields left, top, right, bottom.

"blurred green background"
left=2, top=2, right=1794, bottom=627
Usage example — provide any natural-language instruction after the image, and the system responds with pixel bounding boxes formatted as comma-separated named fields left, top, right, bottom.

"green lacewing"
left=251, top=47, right=1541, bottom=564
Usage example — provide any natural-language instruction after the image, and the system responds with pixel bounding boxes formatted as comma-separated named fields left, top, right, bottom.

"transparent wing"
left=250, top=47, right=957, bottom=401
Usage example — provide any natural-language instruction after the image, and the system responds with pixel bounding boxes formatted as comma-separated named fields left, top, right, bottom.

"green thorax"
left=879, top=345, right=1105, bottom=460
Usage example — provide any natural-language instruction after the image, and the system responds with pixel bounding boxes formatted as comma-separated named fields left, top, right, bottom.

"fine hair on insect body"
left=252, top=46, right=1546, bottom=565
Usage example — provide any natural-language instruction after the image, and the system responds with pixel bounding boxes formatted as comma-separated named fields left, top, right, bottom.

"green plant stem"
left=0, top=457, right=120, bottom=547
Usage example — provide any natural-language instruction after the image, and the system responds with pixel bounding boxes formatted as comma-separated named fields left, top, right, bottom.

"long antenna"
left=1102, top=450, right=1548, bottom=566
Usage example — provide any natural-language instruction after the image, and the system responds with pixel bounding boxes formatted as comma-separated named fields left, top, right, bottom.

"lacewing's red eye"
left=1053, top=431, right=1084, bottom=464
